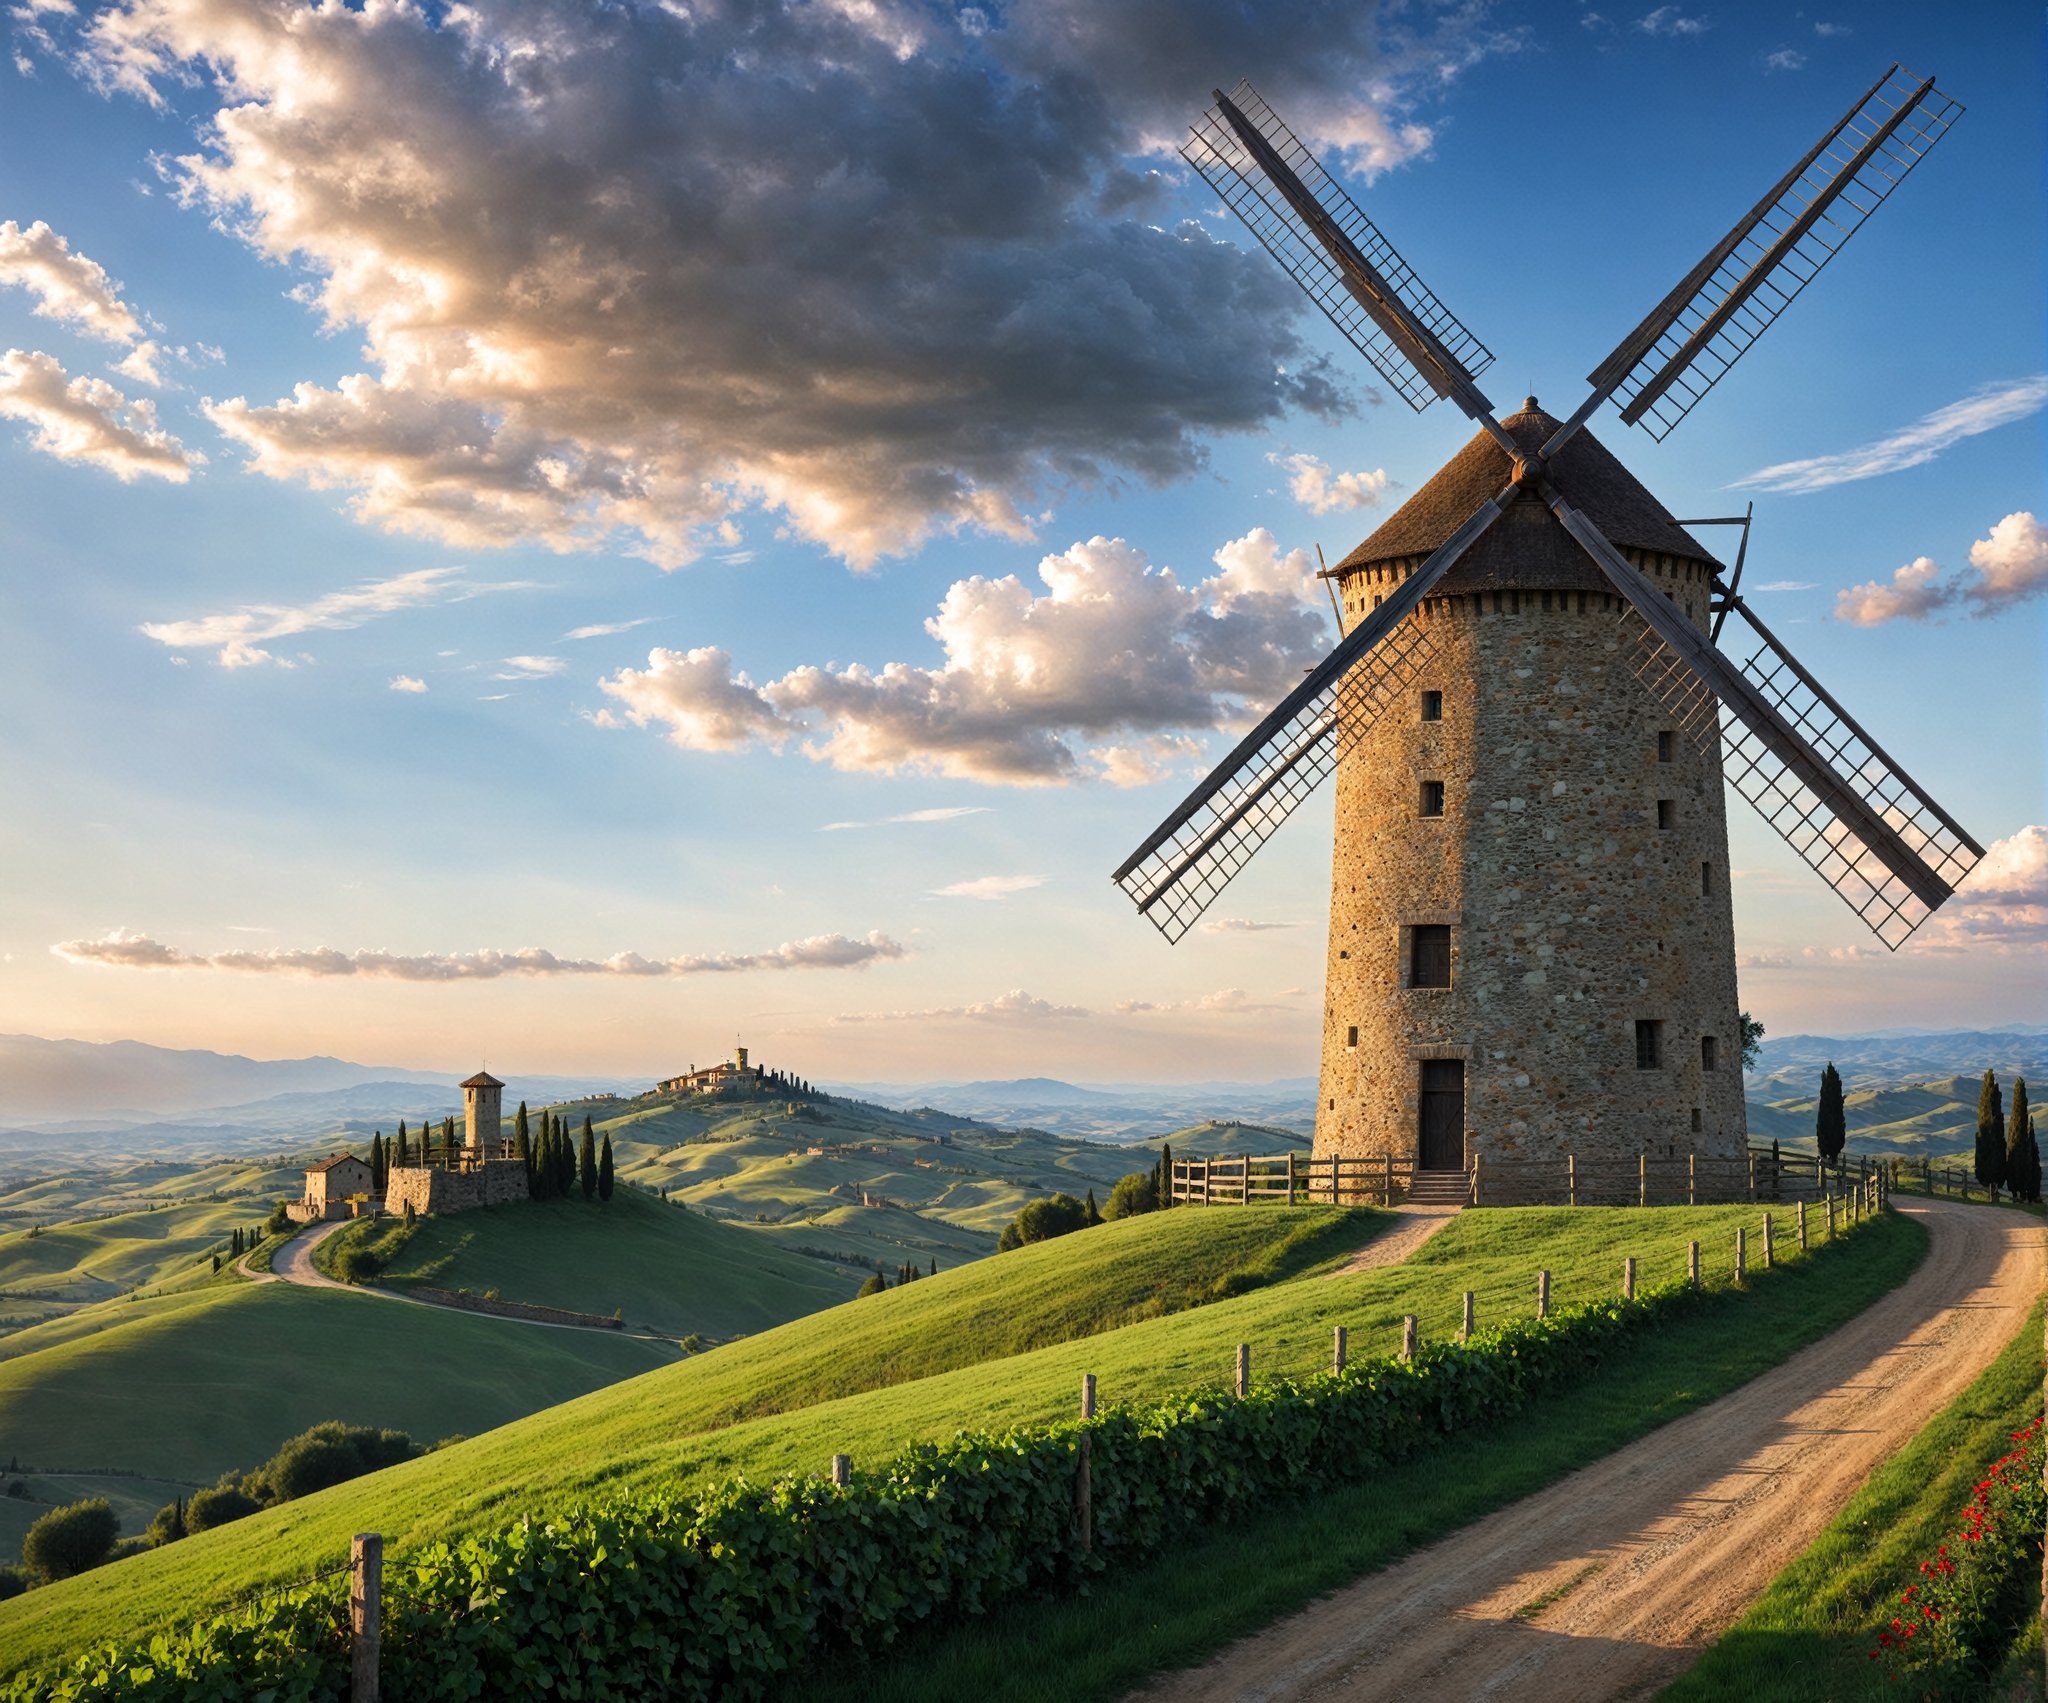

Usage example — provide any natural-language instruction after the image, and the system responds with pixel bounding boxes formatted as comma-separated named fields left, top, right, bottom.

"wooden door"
left=1419, top=1060, right=1465, bottom=1170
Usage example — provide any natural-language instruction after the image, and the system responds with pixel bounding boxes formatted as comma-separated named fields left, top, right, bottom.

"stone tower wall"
left=1314, top=551, right=1746, bottom=1169
left=383, top=1159, right=527, bottom=1217
left=464, top=1080, right=504, bottom=1152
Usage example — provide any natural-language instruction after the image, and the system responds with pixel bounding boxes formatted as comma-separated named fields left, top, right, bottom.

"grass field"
left=320, top=1184, right=861, bottom=1337
left=0, top=1279, right=677, bottom=1555
left=0, top=1199, right=1906, bottom=1675
left=788, top=1215, right=1930, bottom=1703
left=1662, top=1295, right=2046, bottom=1702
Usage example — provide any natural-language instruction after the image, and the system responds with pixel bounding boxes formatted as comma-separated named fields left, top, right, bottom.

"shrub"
left=262, top=1201, right=292, bottom=1237
left=1104, top=1171, right=1159, bottom=1220
left=1005, top=1192, right=1088, bottom=1248
left=255, top=1422, right=421, bottom=1503
left=22, top=1498, right=119, bottom=1583
left=0, top=1565, right=25, bottom=1600
left=337, top=1245, right=385, bottom=1284
left=185, top=1483, right=262, bottom=1533
left=145, top=1497, right=186, bottom=1547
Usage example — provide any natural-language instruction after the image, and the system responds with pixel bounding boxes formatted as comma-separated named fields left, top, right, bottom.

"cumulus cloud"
left=54, top=928, right=909, bottom=979
left=929, top=874, right=1047, bottom=900
left=1113, top=987, right=1290, bottom=1014
left=0, top=348, right=197, bottom=481
left=831, top=987, right=1090, bottom=1025
left=598, top=528, right=1326, bottom=785
left=36, top=0, right=1519, bottom=568
left=1762, top=46, right=1805, bottom=72
left=820, top=806, right=991, bottom=831
left=140, top=565, right=506, bottom=668
left=1270, top=450, right=1393, bottom=516
left=1635, top=7, right=1709, bottom=36
left=389, top=674, right=427, bottom=694
left=0, top=219, right=144, bottom=345
left=1736, top=376, right=2048, bottom=495
left=1835, top=513, right=2048, bottom=626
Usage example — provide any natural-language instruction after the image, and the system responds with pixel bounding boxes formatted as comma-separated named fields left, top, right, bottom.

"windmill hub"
left=1510, top=453, right=1546, bottom=489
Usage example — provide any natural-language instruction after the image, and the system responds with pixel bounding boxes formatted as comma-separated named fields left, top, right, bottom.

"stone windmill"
left=1112, top=68, right=1982, bottom=1180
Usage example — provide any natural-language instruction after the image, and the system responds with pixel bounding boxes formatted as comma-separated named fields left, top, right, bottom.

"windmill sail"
left=1114, top=496, right=1508, bottom=940
left=1184, top=82, right=1496, bottom=419
left=1550, top=496, right=1974, bottom=948
left=1584, top=63, right=1962, bottom=441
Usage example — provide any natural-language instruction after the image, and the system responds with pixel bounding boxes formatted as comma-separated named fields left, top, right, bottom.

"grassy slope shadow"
left=784, top=1212, right=1929, bottom=1703
left=1660, top=1295, right=2047, bottom=1703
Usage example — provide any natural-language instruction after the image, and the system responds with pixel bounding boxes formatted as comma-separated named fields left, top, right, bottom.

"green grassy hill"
left=326, top=1184, right=860, bottom=1337
left=0, top=1277, right=676, bottom=1569
left=0, top=1198, right=1906, bottom=1675
left=1745, top=1074, right=1989, bottom=1160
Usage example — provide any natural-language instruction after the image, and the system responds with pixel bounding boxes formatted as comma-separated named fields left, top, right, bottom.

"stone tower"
left=460, top=1069, right=505, bottom=1153
left=1314, top=400, right=1746, bottom=1173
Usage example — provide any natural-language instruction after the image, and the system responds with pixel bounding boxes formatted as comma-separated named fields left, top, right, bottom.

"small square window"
left=1410, top=925, right=1452, bottom=989
left=1420, top=690, right=1443, bottom=722
left=1656, top=798, right=1675, bottom=830
left=1701, top=861, right=1712, bottom=895
left=1345, top=1025, right=1359, bottom=1049
left=1420, top=780, right=1445, bottom=818
left=1691, top=1107, right=1703, bottom=1132
left=1635, top=1020, right=1663, bottom=1070
left=1702, top=1035, right=1718, bottom=1071
left=1657, top=731, right=1675, bottom=763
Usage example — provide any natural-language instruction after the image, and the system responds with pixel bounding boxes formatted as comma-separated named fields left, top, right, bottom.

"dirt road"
left=1329, top=1205, right=1463, bottom=1277
left=1135, top=1199, right=2044, bottom=1702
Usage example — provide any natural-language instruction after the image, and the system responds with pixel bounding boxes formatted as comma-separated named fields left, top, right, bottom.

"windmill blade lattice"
left=1114, top=496, right=1509, bottom=939
left=1587, top=522, right=1975, bottom=949
left=1588, top=63, right=1962, bottom=441
left=1184, top=82, right=1495, bottom=415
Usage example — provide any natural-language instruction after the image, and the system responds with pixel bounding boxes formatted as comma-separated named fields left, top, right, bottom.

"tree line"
left=359, top=1105, right=618, bottom=1203
left=1973, top=1070, right=2042, bottom=1204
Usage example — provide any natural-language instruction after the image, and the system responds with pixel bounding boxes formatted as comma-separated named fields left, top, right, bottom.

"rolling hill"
left=0, top=1198, right=1918, bottom=1677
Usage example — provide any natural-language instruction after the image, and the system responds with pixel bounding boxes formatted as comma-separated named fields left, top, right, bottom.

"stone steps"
left=1405, top=1170, right=1471, bottom=1206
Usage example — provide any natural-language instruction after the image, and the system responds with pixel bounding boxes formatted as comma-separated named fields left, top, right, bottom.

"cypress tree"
left=1815, top=1063, right=1846, bottom=1167
left=2004, top=1078, right=2035, bottom=1202
left=517, top=1115, right=535, bottom=1198
left=443, top=1115, right=455, bottom=1156
left=1974, top=1070, right=2006, bottom=1195
left=1159, top=1140, right=1173, bottom=1208
left=928, top=1256, right=936, bottom=1277
left=396, top=1120, right=410, bottom=1169
left=1084, top=1188, right=1102, bottom=1227
left=369, top=1132, right=385, bottom=1191
left=578, top=1119, right=597, bottom=1200
left=597, top=1133, right=614, bottom=1201
left=2007, top=1113, right=2042, bottom=1205
left=538, top=1122, right=557, bottom=1200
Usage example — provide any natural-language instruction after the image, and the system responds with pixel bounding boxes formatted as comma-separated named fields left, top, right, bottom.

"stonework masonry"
left=383, top=1159, right=528, bottom=1217
left=1314, top=406, right=1746, bottom=1173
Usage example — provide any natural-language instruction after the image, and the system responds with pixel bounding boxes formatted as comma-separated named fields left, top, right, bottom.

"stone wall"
left=382, top=1158, right=529, bottom=1217
left=1315, top=554, right=1745, bottom=1171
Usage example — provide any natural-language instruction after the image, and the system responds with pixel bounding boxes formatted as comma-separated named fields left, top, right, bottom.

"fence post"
left=1240, top=1157, right=1250, bottom=1205
left=1735, top=1226, right=1746, bottom=1285
left=1287, top=1151, right=1297, bottom=1207
left=1401, top=1315, right=1417, bottom=1361
left=1568, top=1153, right=1578, bottom=1208
left=1330, top=1153, right=1341, bottom=1206
left=1333, top=1324, right=1347, bottom=1373
left=831, top=1454, right=850, bottom=1487
left=1826, top=1194, right=1836, bottom=1239
left=1471, top=1155, right=1482, bottom=1208
left=1235, top=1342, right=1250, bottom=1399
left=1536, top=1269, right=1550, bottom=1319
left=1688, top=1152, right=1696, bottom=1206
left=1623, top=1255, right=1636, bottom=1301
left=1798, top=1198, right=1808, bottom=1251
left=1076, top=1375, right=1095, bottom=1553
left=1461, top=1290, right=1475, bottom=1342
left=1384, top=1153, right=1393, bottom=1207
left=1687, top=1240, right=1700, bottom=1289
left=1763, top=1212, right=1774, bottom=1270
left=351, top=1533, right=381, bottom=1703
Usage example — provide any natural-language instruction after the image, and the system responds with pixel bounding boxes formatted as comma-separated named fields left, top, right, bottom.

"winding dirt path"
left=1134, top=1199, right=2045, bottom=1703
left=1329, top=1205, right=1464, bottom=1277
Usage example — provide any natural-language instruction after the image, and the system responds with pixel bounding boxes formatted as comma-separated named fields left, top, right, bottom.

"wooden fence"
left=1169, top=1153, right=1416, bottom=1208
left=1171, top=1146, right=1893, bottom=1209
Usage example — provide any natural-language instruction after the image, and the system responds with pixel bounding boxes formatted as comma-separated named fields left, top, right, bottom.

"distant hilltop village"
left=291, top=1046, right=816, bottom=1222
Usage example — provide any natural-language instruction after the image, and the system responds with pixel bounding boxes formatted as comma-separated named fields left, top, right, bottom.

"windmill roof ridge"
left=1329, top=401, right=1718, bottom=591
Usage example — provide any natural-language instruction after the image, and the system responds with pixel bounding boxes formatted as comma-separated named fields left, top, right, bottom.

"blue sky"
left=0, top=0, right=2040, bottom=1083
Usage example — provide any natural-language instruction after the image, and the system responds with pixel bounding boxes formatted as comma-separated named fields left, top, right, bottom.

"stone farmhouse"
left=657, top=1045, right=768, bottom=1100
left=288, top=1152, right=375, bottom=1223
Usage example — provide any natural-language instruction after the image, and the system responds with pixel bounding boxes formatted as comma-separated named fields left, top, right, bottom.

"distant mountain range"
left=0, top=1025, right=2039, bottom=1168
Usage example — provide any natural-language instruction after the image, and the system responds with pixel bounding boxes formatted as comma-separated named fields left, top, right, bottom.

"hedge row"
left=12, top=1271, right=1760, bottom=1700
